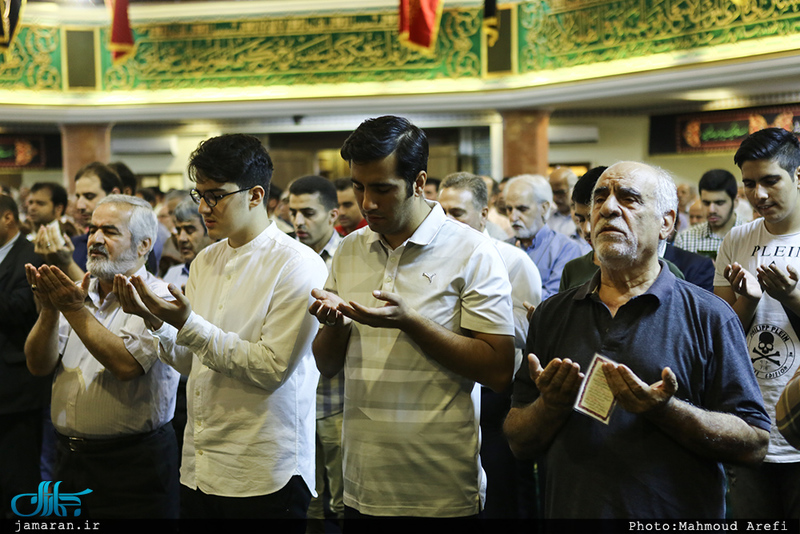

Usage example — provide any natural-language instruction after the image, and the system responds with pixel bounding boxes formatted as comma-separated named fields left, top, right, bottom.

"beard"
left=86, top=244, right=140, bottom=280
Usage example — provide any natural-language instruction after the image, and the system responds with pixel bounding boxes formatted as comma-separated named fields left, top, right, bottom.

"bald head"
left=549, top=167, right=578, bottom=215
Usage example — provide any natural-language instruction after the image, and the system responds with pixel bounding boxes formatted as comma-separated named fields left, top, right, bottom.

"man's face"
left=194, top=178, right=252, bottom=244
left=549, top=170, right=574, bottom=215
left=0, top=210, right=13, bottom=247
left=423, top=183, right=438, bottom=201
left=350, top=153, right=419, bottom=242
left=741, top=159, right=800, bottom=228
left=26, top=189, right=62, bottom=226
left=175, top=215, right=213, bottom=263
left=700, top=190, right=735, bottom=229
left=438, top=187, right=486, bottom=231
left=572, top=202, right=592, bottom=247
left=289, top=192, right=337, bottom=252
left=75, top=175, right=107, bottom=228
left=86, top=203, right=141, bottom=280
left=336, top=187, right=363, bottom=233
left=677, top=183, right=695, bottom=211
left=504, top=180, right=546, bottom=240
left=688, top=199, right=704, bottom=225
left=591, top=163, right=672, bottom=265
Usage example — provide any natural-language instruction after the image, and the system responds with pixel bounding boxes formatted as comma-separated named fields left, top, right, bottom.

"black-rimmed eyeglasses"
left=190, top=187, right=250, bottom=208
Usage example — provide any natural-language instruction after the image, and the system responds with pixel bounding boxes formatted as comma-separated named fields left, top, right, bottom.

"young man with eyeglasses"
left=116, top=134, right=328, bottom=526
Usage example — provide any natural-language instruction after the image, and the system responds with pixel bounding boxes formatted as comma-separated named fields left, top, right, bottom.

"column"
left=59, top=124, right=112, bottom=192
left=501, top=110, right=550, bottom=177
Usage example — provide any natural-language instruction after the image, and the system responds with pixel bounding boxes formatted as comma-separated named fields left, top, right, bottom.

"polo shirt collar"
left=574, top=259, right=675, bottom=304
left=366, top=200, right=443, bottom=249
left=320, top=230, right=342, bottom=260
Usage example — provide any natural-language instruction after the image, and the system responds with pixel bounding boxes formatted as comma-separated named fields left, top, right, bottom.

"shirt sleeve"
left=460, top=240, right=514, bottom=337
left=704, top=312, right=771, bottom=431
left=714, top=232, right=735, bottom=287
left=175, top=255, right=328, bottom=392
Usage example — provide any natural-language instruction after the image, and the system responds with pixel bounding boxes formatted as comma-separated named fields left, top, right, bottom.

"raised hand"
left=528, top=354, right=584, bottom=412
left=339, top=290, right=416, bottom=330
left=113, top=274, right=164, bottom=331
left=129, top=275, right=191, bottom=330
left=309, top=288, right=352, bottom=328
left=757, top=262, right=799, bottom=303
left=35, top=265, right=89, bottom=313
left=602, top=363, right=678, bottom=414
left=723, top=262, right=762, bottom=301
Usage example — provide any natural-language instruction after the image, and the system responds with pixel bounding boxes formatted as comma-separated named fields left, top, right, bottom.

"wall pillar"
left=501, top=110, right=550, bottom=177
left=59, top=124, right=112, bottom=192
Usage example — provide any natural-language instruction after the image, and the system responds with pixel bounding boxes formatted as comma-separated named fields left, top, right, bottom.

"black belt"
left=56, top=426, right=163, bottom=453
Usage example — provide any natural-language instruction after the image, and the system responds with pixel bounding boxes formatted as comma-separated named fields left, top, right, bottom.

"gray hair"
left=507, top=174, right=553, bottom=205
left=441, top=172, right=488, bottom=209
left=595, top=162, right=678, bottom=220
left=173, top=197, right=205, bottom=230
left=96, top=194, right=158, bottom=254
left=651, top=166, right=679, bottom=218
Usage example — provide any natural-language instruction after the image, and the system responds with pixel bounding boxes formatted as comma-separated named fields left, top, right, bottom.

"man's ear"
left=414, top=171, right=427, bottom=197
left=660, top=209, right=676, bottom=240
left=138, top=237, right=152, bottom=259
left=328, top=208, right=339, bottom=226
left=249, top=186, right=265, bottom=209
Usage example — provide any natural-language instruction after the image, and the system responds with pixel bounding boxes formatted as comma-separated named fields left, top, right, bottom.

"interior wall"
left=548, top=115, right=742, bottom=185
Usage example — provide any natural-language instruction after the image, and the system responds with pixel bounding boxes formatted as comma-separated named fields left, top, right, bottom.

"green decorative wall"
left=1, top=1, right=799, bottom=99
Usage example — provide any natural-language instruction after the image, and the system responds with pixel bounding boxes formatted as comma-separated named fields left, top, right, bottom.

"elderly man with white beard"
left=24, top=195, right=180, bottom=519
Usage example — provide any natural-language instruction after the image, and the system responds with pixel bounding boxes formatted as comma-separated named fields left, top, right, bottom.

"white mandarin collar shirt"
left=153, top=222, right=328, bottom=498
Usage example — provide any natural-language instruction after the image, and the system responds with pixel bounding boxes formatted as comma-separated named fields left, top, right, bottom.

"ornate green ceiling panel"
left=101, top=9, right=482, bottom=91
left=519, top=0, right=800, bottom=72
left=1, top=1, right=799, bottom=101
left=0, top=26, right=60, bottom=90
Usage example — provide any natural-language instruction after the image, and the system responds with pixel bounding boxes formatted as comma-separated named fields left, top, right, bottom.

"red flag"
left=399, top=0, right=443, bottom=54
left=106, top=0, right=134, bottom=63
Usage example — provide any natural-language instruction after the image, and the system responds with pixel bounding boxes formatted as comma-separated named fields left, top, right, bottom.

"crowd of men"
left=2, top=117, right=800, bottom=528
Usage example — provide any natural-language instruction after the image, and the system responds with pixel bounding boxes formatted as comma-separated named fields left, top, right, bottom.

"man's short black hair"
left=75, top=162, right=123, bottom=194
left=30, top=182, right=68, bottom=210
left=340, top=115, right=428, bottom=196
left=108, top=161, right=137, bottom=194
left=426, top=177, right=440, bottom=191
left=289, top=175, right=338, bottom=212
left=734, top=127, right=800, bottom=179
left=698, top=169, right=737, bottom=201
left=333, top=178, right=353, bottom=192
left=0, top=194, right=19, bottom=223
left=188, top=134, right=274, bottom=200
left=572, top=166, right=608, bottom=206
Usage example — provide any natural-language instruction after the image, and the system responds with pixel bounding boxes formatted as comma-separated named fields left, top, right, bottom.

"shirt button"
left=198, top=450, right=204, bottom=456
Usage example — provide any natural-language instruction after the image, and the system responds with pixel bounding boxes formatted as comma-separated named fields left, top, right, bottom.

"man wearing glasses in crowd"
left=116, top=134, right=327, bottom=527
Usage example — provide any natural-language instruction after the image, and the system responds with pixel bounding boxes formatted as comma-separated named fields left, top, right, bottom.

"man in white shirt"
left=24, top=195, right=180, bottom=518
left=288, top=175, right=344, bottom=532
left=438, top=172, right=541, bottom=520
left=120, top=134, right=327, bottom=525
left=715, top=127, right=800, bottom=518
left=309, top=116, right=515, bottom=530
